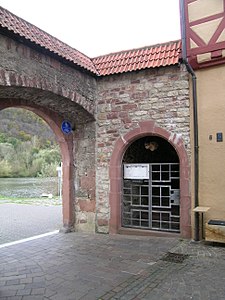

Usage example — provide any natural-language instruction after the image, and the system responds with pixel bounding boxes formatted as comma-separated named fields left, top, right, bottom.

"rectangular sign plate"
left=124, top=164, right=149, bottom=179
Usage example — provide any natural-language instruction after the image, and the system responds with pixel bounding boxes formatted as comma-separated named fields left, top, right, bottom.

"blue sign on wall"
left=61, top=120, right=72, bottom=134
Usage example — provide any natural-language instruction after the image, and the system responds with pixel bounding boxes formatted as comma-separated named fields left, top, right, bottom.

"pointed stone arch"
left=109, top=121, right=191, bottom=238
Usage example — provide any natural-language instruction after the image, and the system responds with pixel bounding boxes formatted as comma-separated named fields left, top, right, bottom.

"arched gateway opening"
left=0, top=99, right=74, bottom=231
left=109, top=121, right=191, bottom=238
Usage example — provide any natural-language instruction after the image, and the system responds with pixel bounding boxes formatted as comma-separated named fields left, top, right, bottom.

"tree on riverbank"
left=0, top=108, right=61, bottom=178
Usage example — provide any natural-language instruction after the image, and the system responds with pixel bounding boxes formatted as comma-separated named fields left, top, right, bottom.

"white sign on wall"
left=124, top=164, right=149, bottom=179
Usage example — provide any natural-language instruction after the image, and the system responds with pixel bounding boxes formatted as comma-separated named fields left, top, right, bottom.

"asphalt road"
left=0, top=203, right=62, bottom=244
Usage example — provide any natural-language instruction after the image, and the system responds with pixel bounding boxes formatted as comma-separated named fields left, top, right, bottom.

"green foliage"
left=0, top=160, right=12, bottom=177
left=0, top=134, right=18, bottom=146
left=0, top=108, right=61, bottom=178
left=0, top=108, right=57, bottom=145
left=0, top=143, right=15, bottom=160
left=32, top=148, right=61, bottom=177
left=37, top=148, right=61, bottom=164
left=18, top=131, right=31, bottom=141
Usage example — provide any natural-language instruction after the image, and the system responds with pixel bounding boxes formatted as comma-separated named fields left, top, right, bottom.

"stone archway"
left=109, top=121, right=191, bottom=238
left=0, top=98, right=74, bottom=231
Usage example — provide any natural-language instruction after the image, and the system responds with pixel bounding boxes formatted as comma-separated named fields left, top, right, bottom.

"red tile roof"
left=0, top=6, right=181, bottom=77
left=0, top=6, right=98, bottom=74
left=92, top=41, right=181, bottom=76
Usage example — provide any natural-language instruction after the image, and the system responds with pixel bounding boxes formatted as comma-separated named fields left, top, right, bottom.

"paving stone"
left=44, top=288, right=57, bottom=298
left=6, top=279, right=20, bottom=285
left=22, top=296, right=45, bottom=300
left=0, top=289, right=17, bottom=297
left=31, top=288, right=46, bottom=295
left=4, top=297, right=23, bottom=300
left=24, top=282, right=46, bottom=289
left=0, top=275, right=26, bottom=282
left=20, top=278, right=33, bottom=284
left=16, top=289, right=31, bottom=296
left=0, top=284, right=25, bottom=291
left=0, top=233, right=225, bottom=299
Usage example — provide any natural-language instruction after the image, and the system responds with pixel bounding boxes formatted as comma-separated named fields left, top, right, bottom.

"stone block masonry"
left=95, top=64, right=190, bottom=233
left=73, top=122, right=96, bottom=232
left=0, top=34, right=97, bottom=121
left=0, top=29, right=190, bottom=234
left=0, top=32, right=98, bottom=232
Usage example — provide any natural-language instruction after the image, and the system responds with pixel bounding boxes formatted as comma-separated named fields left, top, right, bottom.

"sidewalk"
left=0, top=231, right=225, bottom=299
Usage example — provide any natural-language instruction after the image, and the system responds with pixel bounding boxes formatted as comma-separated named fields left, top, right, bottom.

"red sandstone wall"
left=95, top=65, right=191, bottom=233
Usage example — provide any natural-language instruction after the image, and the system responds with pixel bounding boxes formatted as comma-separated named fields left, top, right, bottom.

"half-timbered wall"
left=185, top=0, right=225, bottom=68
left=184, top=0, right=225, bottom=232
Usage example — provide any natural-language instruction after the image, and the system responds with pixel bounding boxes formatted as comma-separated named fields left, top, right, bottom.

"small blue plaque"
left=61, top=120, right=72, bottom=134
left=216, top=132, right=223, bottom=142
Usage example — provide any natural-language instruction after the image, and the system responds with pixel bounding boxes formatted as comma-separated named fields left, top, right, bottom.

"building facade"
left=0, top=5, right=193, bottom=238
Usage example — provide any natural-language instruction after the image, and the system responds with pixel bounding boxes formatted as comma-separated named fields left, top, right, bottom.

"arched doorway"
left=122, top=136, right=180, bottom=232
left=0, top=99, right=74, bottom=231
left=109, top=121, right=191, bottom=238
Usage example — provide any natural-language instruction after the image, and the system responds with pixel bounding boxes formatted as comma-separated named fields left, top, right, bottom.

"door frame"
left=109, top=121, right=191, bottom=238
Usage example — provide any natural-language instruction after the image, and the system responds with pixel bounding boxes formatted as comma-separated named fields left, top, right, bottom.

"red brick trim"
left=0, top=98, right=74, bottom=230
left=109, top=121, right=191, bottom=238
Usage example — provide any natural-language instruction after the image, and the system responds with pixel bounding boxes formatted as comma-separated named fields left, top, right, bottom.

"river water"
left=0, top=177, right=59, bottom=198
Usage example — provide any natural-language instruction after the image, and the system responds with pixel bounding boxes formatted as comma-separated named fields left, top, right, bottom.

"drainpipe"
left=179, top=0, right=199, bottom=241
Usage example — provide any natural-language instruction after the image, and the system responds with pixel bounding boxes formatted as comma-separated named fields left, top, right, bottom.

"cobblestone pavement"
left=0, top=232, right=225, bottom=300
left=0, top=203, right=62, bottom=244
